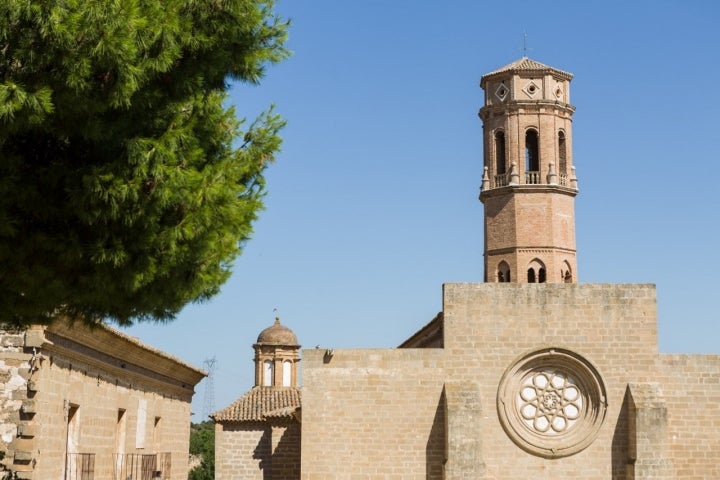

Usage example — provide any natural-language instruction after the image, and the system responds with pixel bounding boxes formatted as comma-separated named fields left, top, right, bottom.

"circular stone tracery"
left=497, top=348, right=607, bottom=458
left=519, top=371, right=581, bottom=434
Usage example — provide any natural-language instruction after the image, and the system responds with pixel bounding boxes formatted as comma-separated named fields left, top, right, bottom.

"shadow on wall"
left=426, top=388, right=447, bottom=480
left=251, top=423, right=301, bottom=480
left=273, top=422, right=301, bottom=478
left=611, top=387, right=630, bottom=480
left=252, top=427, right=271, bottom=479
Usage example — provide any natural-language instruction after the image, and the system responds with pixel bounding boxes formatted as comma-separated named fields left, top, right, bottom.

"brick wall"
left=483, top=189, right=577, bottom=283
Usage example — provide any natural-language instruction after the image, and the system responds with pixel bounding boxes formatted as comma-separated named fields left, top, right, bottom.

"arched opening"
left=495, top=131, right=506, bottom=175
left=562, top=261, right=573, bottom=283
left=497, top=261, right=511, bottom=283
left=525, top=129, right=539, bottom=179
left=558, top=131, right=567, bottom=174
left=527, top=259, right=546, bottom=284
left=282, top=360, right=292, bottom=387
left=263, top=360, right=273, bottom=386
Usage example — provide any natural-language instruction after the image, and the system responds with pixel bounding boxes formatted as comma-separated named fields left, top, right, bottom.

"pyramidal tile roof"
left=211, top=386, right=301, bottom=422
left=481, top=57, right=572, bottom=85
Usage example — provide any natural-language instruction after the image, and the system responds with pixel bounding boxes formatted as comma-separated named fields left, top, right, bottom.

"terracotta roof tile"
left=211, top=386, right=301, bottom=422
left=481, top=57, right=572, bottom=86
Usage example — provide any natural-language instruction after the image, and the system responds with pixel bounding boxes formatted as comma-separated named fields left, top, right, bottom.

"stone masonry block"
left=20, top=401, right=35, bottom=414
left=23, top=329, right=45, bottom=349
left=13, top=450, right=33, bottom=462
left=17, top=423, right=36, bottom=438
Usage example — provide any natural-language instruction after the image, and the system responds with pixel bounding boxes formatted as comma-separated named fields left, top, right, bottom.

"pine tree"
left=0, top=0, right=289, bottom=326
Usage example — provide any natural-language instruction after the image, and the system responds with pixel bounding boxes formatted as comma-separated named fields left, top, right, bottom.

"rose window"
left=497, top=348, right=607, bottom=458
left=518, top=371, right=582, bottom=434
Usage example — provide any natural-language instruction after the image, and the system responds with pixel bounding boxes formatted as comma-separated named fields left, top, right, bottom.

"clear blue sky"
left=123, top=0, right=720, bottom=418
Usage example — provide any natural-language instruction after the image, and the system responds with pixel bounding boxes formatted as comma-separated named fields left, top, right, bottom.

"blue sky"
left=123, top=1, right=720, bottom=418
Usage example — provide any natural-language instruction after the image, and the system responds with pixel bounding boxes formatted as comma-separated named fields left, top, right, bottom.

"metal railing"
left=114, top=452, right=171, bottom=480
left=65, top=453, right=95, bottom=480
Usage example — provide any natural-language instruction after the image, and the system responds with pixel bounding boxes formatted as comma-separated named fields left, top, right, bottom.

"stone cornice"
left=480, top=184, right=578, bottom=202
left=36, top=320, right=205, bottom=397
left=486, top=246, right=577, bottom=256
left=479, top=101, right=576, bottom=120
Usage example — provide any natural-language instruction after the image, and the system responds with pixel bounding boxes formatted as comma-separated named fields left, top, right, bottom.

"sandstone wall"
left=442, top=283, right=660, bottom=479
left=0, top=323, right=202, bottom=480
left=0, top=328, right=34, bottom=478
left=301, top=348, right=446, bottom=480
left=659, top=354, right=720, bottom=479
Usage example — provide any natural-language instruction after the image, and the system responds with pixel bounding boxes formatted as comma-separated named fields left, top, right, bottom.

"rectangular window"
left=64, top=404, right=80, bottom=480
left=136, top=399, right=147, bottom=449
left=115, top=409, right=126, bottom=475
left=153, top=416, right=162, bottom=453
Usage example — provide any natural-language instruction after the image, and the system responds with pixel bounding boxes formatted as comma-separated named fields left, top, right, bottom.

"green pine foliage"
left=0, top=0, right=289, bottom=326
left=189, top=421, right=214, bottom=480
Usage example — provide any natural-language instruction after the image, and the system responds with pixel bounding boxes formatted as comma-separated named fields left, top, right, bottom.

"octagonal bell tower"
left=479, top=57, right=578, bottom=284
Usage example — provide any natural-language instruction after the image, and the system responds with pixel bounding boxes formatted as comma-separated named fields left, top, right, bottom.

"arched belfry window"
left=527, top=259, right=546, bottom=284
left=495, top=131, right=507, bottom=175
left=558, top=131, right=567, bottom=174
left=525, top=129, right=539, bottom=182
left=263, top=360, right=273, bottom=387
left=282, top=360, right=292, bottom=387
left=527, top=268, right=536, bottom=283
left=562, top=261, right=573, bottom=283
left=497, top=261, right=511, bottom=283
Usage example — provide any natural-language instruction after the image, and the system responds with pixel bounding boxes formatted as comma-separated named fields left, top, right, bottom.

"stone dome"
left=256, top=318, right=299, bottom=346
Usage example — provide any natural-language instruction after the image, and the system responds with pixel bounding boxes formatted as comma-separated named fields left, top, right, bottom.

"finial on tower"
left=522, top=31, right=531, bottom=58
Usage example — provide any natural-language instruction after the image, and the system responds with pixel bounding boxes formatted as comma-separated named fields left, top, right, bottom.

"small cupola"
left=253, top=317, right=301, bottom=387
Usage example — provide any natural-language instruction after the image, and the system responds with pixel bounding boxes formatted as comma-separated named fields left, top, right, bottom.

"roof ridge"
left=211, top=386, right=302, bottom=422
left=481, top=57, right=573, bottom=84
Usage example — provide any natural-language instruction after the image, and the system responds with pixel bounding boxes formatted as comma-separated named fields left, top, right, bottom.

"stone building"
left=216, top=57, right=720, bottom=479
left=213, top=318, right=301, bottom=479
left=0, top=319, right=205, bottom=480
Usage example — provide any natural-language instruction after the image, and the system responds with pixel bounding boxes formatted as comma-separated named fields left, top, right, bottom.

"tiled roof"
left=481, top=57, right=573, bottom=85
left=211, top=386, right=301, bottom=422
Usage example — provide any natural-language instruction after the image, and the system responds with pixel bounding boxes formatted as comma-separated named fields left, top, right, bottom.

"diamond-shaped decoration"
left=495, top=83, right=509, bottom=101
left=522, top=80, right=541, bottom=98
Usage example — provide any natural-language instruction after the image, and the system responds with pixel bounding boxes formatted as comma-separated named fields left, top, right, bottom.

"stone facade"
left=213, top=318, right=301, bottom=479
left=301, top=283, right=720, bottom=479
left=0, top=320, right=205, bottom=480
left=216, top=57, right=720, bottom=479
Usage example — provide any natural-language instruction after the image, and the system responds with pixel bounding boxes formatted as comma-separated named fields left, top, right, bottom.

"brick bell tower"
left=479, top=57, right=578, bottom=284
